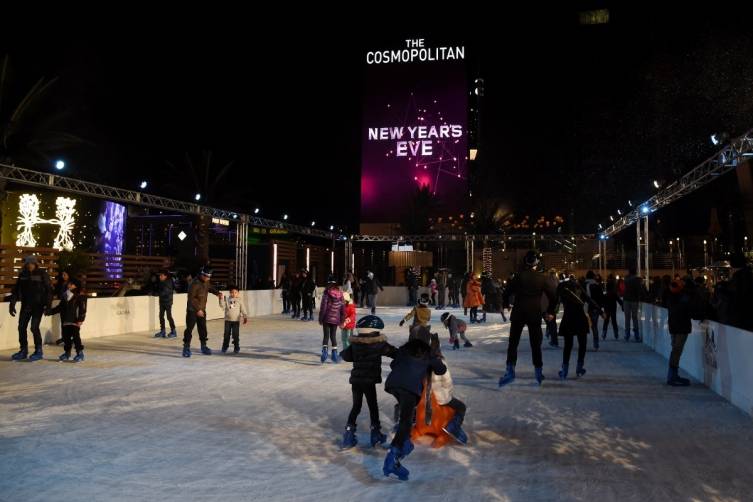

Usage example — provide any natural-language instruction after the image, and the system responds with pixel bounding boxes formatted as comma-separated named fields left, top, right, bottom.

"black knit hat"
left=356, top=315, right=384, bottom=333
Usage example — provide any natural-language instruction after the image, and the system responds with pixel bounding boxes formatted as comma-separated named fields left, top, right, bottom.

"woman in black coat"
left=557, top=276, right=602, bottom=380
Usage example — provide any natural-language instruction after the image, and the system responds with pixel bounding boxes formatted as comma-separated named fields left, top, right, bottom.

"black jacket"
left=157, top=279, right=174, bottom=306
left=505, top=269, right=557, bottom=321
left=301, top=278, right=316, bottom=297
left=341, top=332, right=397, bottom=385
left=584, top=279, right=605, bottom=313
left=623, top=274, right=646, bottom=302
left=667, top=281, right=698, bottom=335
left=557, top=280, right=601, bottom=335
left=385, top=339, right=447, bottom=397
left=364, top=276, right=383, bottom=295
left=11, top=268, right=52, bottom=309
left=50, top=293, right=87, bottom=325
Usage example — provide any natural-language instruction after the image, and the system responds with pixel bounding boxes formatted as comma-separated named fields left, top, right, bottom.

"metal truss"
left=0, top=163, right=336, bottom=239
left=351, top=233, right=595, bottom=242
left=602, top=128, right=753, bottom=237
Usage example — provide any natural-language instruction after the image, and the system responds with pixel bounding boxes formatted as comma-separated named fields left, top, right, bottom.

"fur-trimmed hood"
left=350, top=332, right=387, bottom=344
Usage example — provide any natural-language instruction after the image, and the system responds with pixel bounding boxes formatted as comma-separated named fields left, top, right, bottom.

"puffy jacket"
left=157, top=279, right=174, bottom=306
left=444, top=315, right=466, bottom=339
left=402, top=305, right=432, bottom=327
left=431, top=366, right=454, bottom=406
left=187, top=279, right=220, bottom=312
left=341, top=332, right=397, bottom=385
left=319, top=287, right=345, bottom=325
left=463, top=278, right=484, bottom=308
left=343, top=303, right=356, bottom=329
left=385, top=339, right=447, bottom=397
left=584, top=279, right=605, bottom=313
left=50, top=292, right=87, bottom=325
left=10, top=268, right=52, bottom=309
left=557, top=280, right=600, bottom=335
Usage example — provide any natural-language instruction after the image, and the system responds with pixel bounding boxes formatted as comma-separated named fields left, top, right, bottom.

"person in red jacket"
left=341, top=292, right=357, bottom=350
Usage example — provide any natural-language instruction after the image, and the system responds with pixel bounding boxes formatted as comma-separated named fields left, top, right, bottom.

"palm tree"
left=165, top=151, right=235, bottom=262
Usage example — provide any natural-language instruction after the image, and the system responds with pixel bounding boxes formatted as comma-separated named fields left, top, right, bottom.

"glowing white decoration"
left=15, top=194, right=77, bottom=250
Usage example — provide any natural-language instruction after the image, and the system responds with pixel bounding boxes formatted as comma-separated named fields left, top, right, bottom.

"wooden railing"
left=0, top=245, right=234, bottom=297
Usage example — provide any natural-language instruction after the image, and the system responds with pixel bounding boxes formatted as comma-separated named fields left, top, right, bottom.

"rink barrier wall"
left=617, top=303, right=753, bottom=418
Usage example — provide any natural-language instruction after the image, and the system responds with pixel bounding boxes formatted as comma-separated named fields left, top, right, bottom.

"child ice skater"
left=340, top=315, right=397, bottom=449
left=399, top=293, right=431, bottom=330
left=383, top=334, right=447, bottom=481
left=439, top=312, right=473, bottom=350
left=341, top=292, right=356, bottom=350
left=319, top=275, right=345, bottom=363
left=428, top=333, right=468, bottom=444
left=49, top=278, right=87, bottom=363
left=219, top=285, right=248, bottom=354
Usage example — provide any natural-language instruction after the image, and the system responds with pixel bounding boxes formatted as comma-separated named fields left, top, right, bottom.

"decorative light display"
left=16, top=194, right=78, bottom=250
left=482, top=247, right=493, bottom=274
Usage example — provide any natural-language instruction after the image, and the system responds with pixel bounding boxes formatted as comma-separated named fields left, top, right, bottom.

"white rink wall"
left=619, top=303, right=753, bottom=417
left=0, top=290, right=283, bottom=351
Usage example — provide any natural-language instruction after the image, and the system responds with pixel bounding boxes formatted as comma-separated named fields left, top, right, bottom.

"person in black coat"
left=665, top=277, right=706, bottom=386
left=48, top=278, right=88, bottom=362
left=556, top=276, right=602, bottom=380
left=9, top=255, right=53, bottom=361
left=584, top=271, right=605, bottom=350
left=340, top=315, right=397, bottom=449
left=154, top=269, right=176, bottom=338
left=289, top=272, right=302, bottom=319
left=383, top=335, right=447, bottom=480
left=601, top=274, right=623, bottom=340
left=300, top=270, right=316, bottom=321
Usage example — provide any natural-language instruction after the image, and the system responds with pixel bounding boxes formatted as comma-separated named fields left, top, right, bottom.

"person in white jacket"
left=428, top=333, right=468, bottom=444
left=219, top=286, right=248, bottom=354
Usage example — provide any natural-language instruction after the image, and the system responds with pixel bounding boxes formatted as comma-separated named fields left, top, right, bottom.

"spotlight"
left=254, top=208, right=260, bottom=214
left=283, top=214, right=288, bottom=220
left=139, top=181, right=148, bottom=189
left=653, top=180, right=661, bottom=189
left=640, top=205, right=650, bottom=215
left=55, top=160, right=65, bottom=170
left=194, top=193, right=201, bottom=201
left=311, top=221, right=316, bottom=227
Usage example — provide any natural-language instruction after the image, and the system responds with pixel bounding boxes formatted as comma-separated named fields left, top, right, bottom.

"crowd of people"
left=7, top=250, right=753, bottom=481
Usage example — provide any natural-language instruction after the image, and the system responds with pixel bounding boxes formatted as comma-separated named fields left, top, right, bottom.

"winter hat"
left=523, top=250, right=540, bottom=268
left=440, top=312, right=450, bottom=323
left=69, top=278, right=82, bottom=290
left=326, top=274, right=337, bottom=285
left=24, top=255, right=38, bottom=265
left=200, top=267, right=213, bottom=278
left=356, top=315, right=384, bottom=334
left=419, top=293, right=430, bottom=305
left=343, top=292, right=352, bottom=303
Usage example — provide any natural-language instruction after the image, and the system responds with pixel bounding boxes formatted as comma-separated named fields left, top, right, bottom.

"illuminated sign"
left=362, top=38, right=468, bottom=223
left=16, top=194, right=77, bottom=250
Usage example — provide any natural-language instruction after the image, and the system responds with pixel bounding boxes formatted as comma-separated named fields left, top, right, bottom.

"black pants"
left=589, top=310, right=600, bottom=347
left=347, top=383, right=380, bottom=428
left=291, top=295, right=301, bottom=317
left=390, top=388, right=419, bottom=449
left=602, top=305, right=618, bottom=337
left=670, top=332, right=689, bottom=367
left=408, top=287, right=417, bottom=306
left=562, top=331, right=587, bottom=367
left=322, top=323, right=337, bottom=347
left=282, top=291, right=289, bottom=313
left=470, top=306, right=478, bottom=320
left=183, top=310, right=208, bottom=347
left=545, top=318, right=558, bottom=344
left=447, top=397, right=466, bottom=425
left=159, top=304, right=176, bottom=332
left=430, top=292, right=437, bottom=305
left=438, top=287, right=446, bottom=307
left=507, top=315, right=544, bottom=368
left=62, top=324, right=84, bottom=354
left=18, top=305, right=44, bottom=352
left=223, top=321, right=240, bottom=350
left=303, top=296, right=314, bottom=319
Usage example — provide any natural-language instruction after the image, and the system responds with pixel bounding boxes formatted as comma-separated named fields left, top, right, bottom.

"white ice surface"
left=1, top=307, right=752, bottom=502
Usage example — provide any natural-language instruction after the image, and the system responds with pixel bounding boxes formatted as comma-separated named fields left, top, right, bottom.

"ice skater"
left=399, top=293, right=431, bottom=330
left=319, top=275, right=345, bottom=363
left=48, top=278, right=87, bottom=363
left=341, top=292, right=356, bottom=350
left=556, top=275, right=602, bottom=380
left=219, top=285, right=248, bottom=354
left=383, top=334, right=447, bottom=481
left=182, top=267, right=222, bottom=358
left=154, top=269, right=177, bottom=338
left=439, top=312, right=472, bottom=349
left=10, top=255, right=52, bottom=362
left=339, top=315, right=397, bottom=449
left=428, top=334, right=468, bottom=444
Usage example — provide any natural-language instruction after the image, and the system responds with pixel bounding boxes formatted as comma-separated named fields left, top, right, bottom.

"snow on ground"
left=1, top=306, right=752, bottom=502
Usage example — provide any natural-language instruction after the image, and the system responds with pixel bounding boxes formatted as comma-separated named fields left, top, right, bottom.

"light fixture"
left=55, top=160, right=65, bottom=170
left=178, top=230, right=187, bottom=241
left=140, top=181, right=148, bottom=189
left=194, top=193, right=201, bottom=201
left=254, top=208, right=260, bottom=214
left=329, top=225, right=334, bottom=231
left=640, top=205, right=650, bottom=215
left=653, top=180, right=660, bottom=189
left=283, top=214, right=288, bottom=220
left=311, top=221, right=316, bottom=227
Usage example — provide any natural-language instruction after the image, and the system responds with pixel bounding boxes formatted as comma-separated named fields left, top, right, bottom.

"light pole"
left=703, top=240, right=708, bottom=268
left=669, top=240, right=675, bottom=277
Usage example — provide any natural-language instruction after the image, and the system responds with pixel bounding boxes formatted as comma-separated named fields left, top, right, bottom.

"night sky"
left=2, top=6, right=752, bottom=236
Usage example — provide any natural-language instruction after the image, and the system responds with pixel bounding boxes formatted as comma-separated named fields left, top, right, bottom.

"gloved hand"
left=9, top=304, right=16, bottom=317
left=399, top=320, right=405, bottom=327
left=243, top=317, right=248, bottom=325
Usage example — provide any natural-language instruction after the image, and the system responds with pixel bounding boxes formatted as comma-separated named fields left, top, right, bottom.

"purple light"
left=98, top=201, right=126, bottom=279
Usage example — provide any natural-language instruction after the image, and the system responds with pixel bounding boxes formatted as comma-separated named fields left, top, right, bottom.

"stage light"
left=628, top=200, right=633, bottom=207
left=140, top=181, right=148, bottom=189
left=609, top=215, right=614, bottom=222
left=329, top=225, right=334, bottom=230
left=254, top=208, right=260, bottom=214
left=653, top=180, right=660, bottom=189
left=311, top=221, right=316, bottom=227
left=283, top=214, right=288, bottom=220
left=194, top=193, right=201, bottom=201
left=641, top=205, right=650, bottom=215
left=55, top=160, right=65, bottom=170
left=617, top=209, right=622, bottom=215
left=178, top=231, right=187, bottom=241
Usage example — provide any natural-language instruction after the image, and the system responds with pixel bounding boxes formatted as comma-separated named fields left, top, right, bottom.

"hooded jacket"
left=319, top=286, right=345, bottom=325
left=341, top=332, right=397, bottom=385
left=385, top=339, right=447, bottom=397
